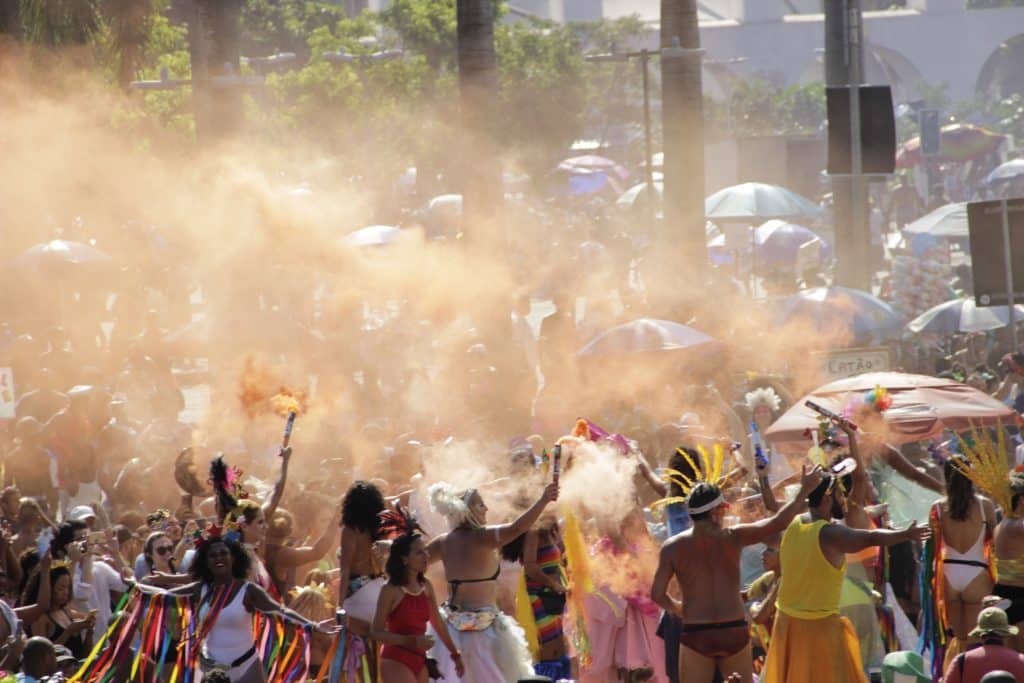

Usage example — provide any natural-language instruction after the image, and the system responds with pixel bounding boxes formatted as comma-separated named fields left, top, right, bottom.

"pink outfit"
left=579, top=539, right=668, bottom=682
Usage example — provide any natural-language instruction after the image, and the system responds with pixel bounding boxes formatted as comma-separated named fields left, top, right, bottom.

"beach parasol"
left=902, top=203, right=968, bottom=239
left=754, top=220, right=831, bottom=266
left=775, top=286, right=900, bottom=345
left=896, top=123, right=1006, bottom=168
left=616, top=179, right=663, bottom=210
left=578, top=318, right=720, bottom=358
left=11, top=239, right=113, bottom=276
left=705, top=182, right=822, bottom=222
left=765, top=371, right=1016, bottom=450
left=906, top=297, right=1024, bottom=334
left=345, top=225, right=402, bottom=248
left=984, top=158, right=1024, bottom=186
left=558, top=154, right=630, bottom=181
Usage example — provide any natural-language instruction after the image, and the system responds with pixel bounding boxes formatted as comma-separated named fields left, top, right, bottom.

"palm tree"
left=19, top=0, right=101, bottom=45
left=660, top=0, right=706, bottom=285
left=456, top=0, right=501, bottom=244
left=103, top=0, right=153, bottom=89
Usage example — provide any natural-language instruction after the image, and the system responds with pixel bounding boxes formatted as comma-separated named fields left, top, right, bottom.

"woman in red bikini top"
left=371, top=533, right=465, bottom=682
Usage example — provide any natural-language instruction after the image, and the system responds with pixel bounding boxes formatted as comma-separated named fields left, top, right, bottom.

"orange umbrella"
left=765, top=371, right=1016, bottom=452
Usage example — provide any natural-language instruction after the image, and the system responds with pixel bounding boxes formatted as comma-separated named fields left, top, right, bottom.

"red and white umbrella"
left=766, top=371, right=1016, bottom=452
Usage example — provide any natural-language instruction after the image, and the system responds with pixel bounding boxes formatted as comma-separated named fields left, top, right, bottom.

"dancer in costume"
left=209, top=456, right=278, bottom=595
left=337, top=480, right=387, bottom=636
left=762, top=466, right=929, bottom=683
left=426, top=480, right=558, bottom=682
left=639, top=447, right=700, bottom=683
left=372, top=533, right=464, bottom=682
left=937, top=429, right=1024, bottom=652
left=929, top=456, right=996, bottom=667
left=994, top=473, right=1024, bottom=646
left=264, top=506, right=341, bottom=602
left=136, top=527, right=337, bottom=682
left=521, top=514, right=569, bottom=680
left=650, top=460, right=824, bottom=683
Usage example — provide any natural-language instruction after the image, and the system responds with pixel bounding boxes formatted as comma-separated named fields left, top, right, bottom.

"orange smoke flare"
left=238, top=356, right=307, bottom=418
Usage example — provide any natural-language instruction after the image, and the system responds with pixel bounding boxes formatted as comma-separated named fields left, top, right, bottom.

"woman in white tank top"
left=138, top=535, right=339, bottom=682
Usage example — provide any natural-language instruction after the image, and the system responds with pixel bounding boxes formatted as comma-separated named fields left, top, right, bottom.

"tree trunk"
left=660, top=0, right=706, bottom=297
left=0, top=0, right=21, bottom=38
left=456, top=0, right=502, bottom=246
left=188, top=0, right=243, bottom=143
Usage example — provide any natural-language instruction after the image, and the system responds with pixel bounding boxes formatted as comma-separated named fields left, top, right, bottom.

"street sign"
left=826, top=85, right=896, bottom=175
left=919, top=109, right=940, bottom=156
left=967, top=198, right=1024, bottom=308
left=816, top=347, right=891, bottom=382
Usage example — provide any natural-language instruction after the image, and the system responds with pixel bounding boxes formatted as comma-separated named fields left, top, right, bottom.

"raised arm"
left=842, top=425, right=870, bottom=508
left=650, top=542, right=683, bottom=618
left=879, top=445, right=944, bottom=494
left=493, top=483, right=558, bottom=547
left=273, top=513, right=340, bottom=569
left=732, top=466, right=824, bottom=546
left=262, top=446, right=292, bottom=522
left=636, top=452, right=668, bottom=498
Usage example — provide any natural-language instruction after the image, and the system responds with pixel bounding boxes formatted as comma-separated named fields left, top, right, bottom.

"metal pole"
left=847, top=0, right=867, bottom=289
left=640, top=50, right=655, bottom=231
left=1002, top=199, right=1018, bottom=350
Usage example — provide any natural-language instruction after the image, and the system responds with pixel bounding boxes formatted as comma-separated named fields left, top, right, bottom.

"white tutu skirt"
left=428, top=608, right=535, bottom=682
left=342, top=576, right=386, bottom=623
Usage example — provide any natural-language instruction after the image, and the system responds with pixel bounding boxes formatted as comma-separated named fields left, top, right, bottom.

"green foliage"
left=704, top=79, right=825, bottom=138
left=241, top=0, right=347, bottom=58
left=19, top=0, right=102, bottom=45
left=378, top=0, right=455, bottom=70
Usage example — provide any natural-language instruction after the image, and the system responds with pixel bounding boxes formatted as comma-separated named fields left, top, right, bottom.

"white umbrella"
left=906, top=297, right=1024, bottom=334
left=345, top=225, right=401, bottom=248
left=985, top=158, right=1024, bottom=185
left=705, top=182, right=822, bottom=222
left=616, top=180, right=663, bottom=208
left=902, top=203, right=967, bottom=238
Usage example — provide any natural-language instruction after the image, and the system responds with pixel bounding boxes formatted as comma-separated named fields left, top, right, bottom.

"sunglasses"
left=154, top=546, right=174, bottom=556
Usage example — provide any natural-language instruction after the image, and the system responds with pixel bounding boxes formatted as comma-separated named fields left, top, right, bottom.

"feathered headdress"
left=651, top=444, right=729, bottom=510
left=951, top=424, right=1013, bottom=514
left=209, top=455, right=249, bottom=520
left=377, top=502, right=422, bottom=540
left=745, top=387, right=781, bottom=414
left=146, top=508, right=173, bottom=530
left=429, top=482, right=480, bottom=529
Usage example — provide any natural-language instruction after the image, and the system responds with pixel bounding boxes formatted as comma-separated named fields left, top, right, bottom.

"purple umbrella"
left=754, top=220, right=831, bottom=266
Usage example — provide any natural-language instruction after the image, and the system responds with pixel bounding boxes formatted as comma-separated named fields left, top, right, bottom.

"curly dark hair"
left=25, top=565, right=72, bottom=607
left=189, top=538, right=251, bottom=584
left=342, top=481, right=385, bottom=537
left=386, top=533, right=425, bottom=587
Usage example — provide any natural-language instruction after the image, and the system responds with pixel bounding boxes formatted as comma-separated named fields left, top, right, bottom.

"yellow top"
left=777, top=517, right=845, bottom=620
left=996, top=557, right=1024, bottom=583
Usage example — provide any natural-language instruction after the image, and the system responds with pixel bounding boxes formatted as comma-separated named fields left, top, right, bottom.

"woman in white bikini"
left=932, top=456, right=996, bottom=662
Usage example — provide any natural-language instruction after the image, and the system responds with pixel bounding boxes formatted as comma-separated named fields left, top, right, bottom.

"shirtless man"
left=650, top=465, right=824, bottom=682
left=426, top=480, right=558, bottom=682
left=338, top=481, right=388, bottom=637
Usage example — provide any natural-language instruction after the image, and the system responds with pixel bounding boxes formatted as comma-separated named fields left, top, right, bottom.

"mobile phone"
left=36, top=529, right=52, bottom=557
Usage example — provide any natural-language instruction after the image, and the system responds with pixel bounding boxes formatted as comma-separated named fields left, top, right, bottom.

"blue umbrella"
left=578, top=318, right=720, bottom=358
left=776, top=286, right=900, bottom=345
left=754, top=220, right=831, bottom=266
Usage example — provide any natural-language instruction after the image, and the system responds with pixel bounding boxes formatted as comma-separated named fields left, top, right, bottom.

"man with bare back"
left=650, top=465, right=824, bottom=682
